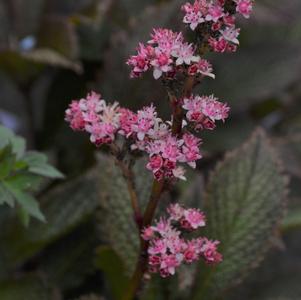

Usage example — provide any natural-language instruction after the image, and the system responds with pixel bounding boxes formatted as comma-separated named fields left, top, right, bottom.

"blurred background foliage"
left=0, top=0, right=301, bottom=299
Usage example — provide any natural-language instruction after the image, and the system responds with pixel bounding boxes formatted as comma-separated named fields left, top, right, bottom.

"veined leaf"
left=22, top=151, right=64, bottom=179
left=0, top=183, right=14, bottom=207
left=0, top=145, right=16, bottom=180
left=3, top=181, right=45, bottom=223
left=0, top=126, right=26, bottom=159
left=96, top=154, right=154, bottom=275
left=0, top=167, right=100, bottom=271
left=4, top=173, right=42, bottom=191
left=192, top=129, right=288, bottom=299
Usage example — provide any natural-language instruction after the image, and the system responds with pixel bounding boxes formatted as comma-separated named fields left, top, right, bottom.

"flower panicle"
left=65, top=91, right=228, bottom=181
left=127, top=0, right=254, bottom=80
left=141, top=203, right=222, bottom=277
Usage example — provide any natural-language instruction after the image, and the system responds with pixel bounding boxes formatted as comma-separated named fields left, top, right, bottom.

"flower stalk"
left=64, top=0, right=254, bottom=299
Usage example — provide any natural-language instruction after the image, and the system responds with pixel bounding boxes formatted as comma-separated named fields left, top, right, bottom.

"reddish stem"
left=121, top=76, right=196, bottom=300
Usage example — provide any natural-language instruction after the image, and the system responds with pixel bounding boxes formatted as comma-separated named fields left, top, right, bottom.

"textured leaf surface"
left=0, top=168, right=100, bottom=273
left=193, top=129, right=288, bottom=299
left=3, top=181, right=45, bottom=223
left=0, top=126, right=25, bottom=159
left=22, top=151, right=64, bottom=179
left=96, top=155, right=141, bottom=274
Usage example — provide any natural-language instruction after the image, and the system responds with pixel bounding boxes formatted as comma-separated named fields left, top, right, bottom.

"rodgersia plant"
left=65, top=0, right=254, bottom=299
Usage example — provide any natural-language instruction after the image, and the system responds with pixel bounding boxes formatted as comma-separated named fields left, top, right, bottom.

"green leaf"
left=94, top=246, right=129, bottom=300
left=3, top=181, right=45, bottom=223
left=0, top=145, right=16, bottom=180
left=0, top=126, right=26, bottom=159
left=96, top=155, right=152, bottom=274
left=0, top=183, right=15, bottom=207
left=4, top=173, right=42, bottom=191
left=22, top=151, right=64, bottom=179
left=0, top=126, right=14, bottom=149
left=192, top=129, right=288, bottom=300
left=0, top=166, right=100, bottom=271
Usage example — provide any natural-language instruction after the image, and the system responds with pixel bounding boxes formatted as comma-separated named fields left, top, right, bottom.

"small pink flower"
left=181, top=133, right=202, bottom=168
left=183, top=94, right=229, bottom=130
left=160, top=254, right=181, bottom=275
left=184, top=208, right=206, bottom=229
left=206, top=3, right=224, bottom=22
left=132, top=105, right=159, bottom=141
left=142, top=227, right=155, bottom=241
left=184, top=242, right=199, bottom=263
left=168, top=203, right=185, bottom=221
left=208, top=37, right=229, bottom=53
left=147, top=155, right=164, bottom=172
left=65, top=101, right=85, bottom=131
left=149, top=255, right=161, bottom=266
left=223, top=14, right=236, bottom=26
left=151, top=50, right=173, bottom=79
left=172, top=166, right=187, bottom=181
left=127, top=43, right=153, bottom=78
left=148, top=238, right=167, bottom=255
left=171, top=42, right=199, bottom=66
left=201, top=239, right=223, bottom=264
left=220, top=27, right=240, bottom=45
left=235, top=0, right=253, bottom=18
left=188, top=59, right=215, bottom=79
left=118, top=108, right=137, bottom=137
left=181, top=1, right=208, bottom=31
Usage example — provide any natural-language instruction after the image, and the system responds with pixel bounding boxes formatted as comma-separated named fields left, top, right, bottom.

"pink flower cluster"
left=183, top=94, right=230, bottom=130
left=146, top=133, right=202, bottom=181
left=65, top=92, right=120, bottom=145
left=142, top=204, right=222, bottom=277
left=66, top=92, right=210, bottom=181
left=66, top=0, right=252, bottom=181
left=127, top=28, right=215, bottom=80
left=182, top=0, right=253, bottom=53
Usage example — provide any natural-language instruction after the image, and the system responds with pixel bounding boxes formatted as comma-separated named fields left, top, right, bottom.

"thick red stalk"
left=121, top=76, right=195, bottom=300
